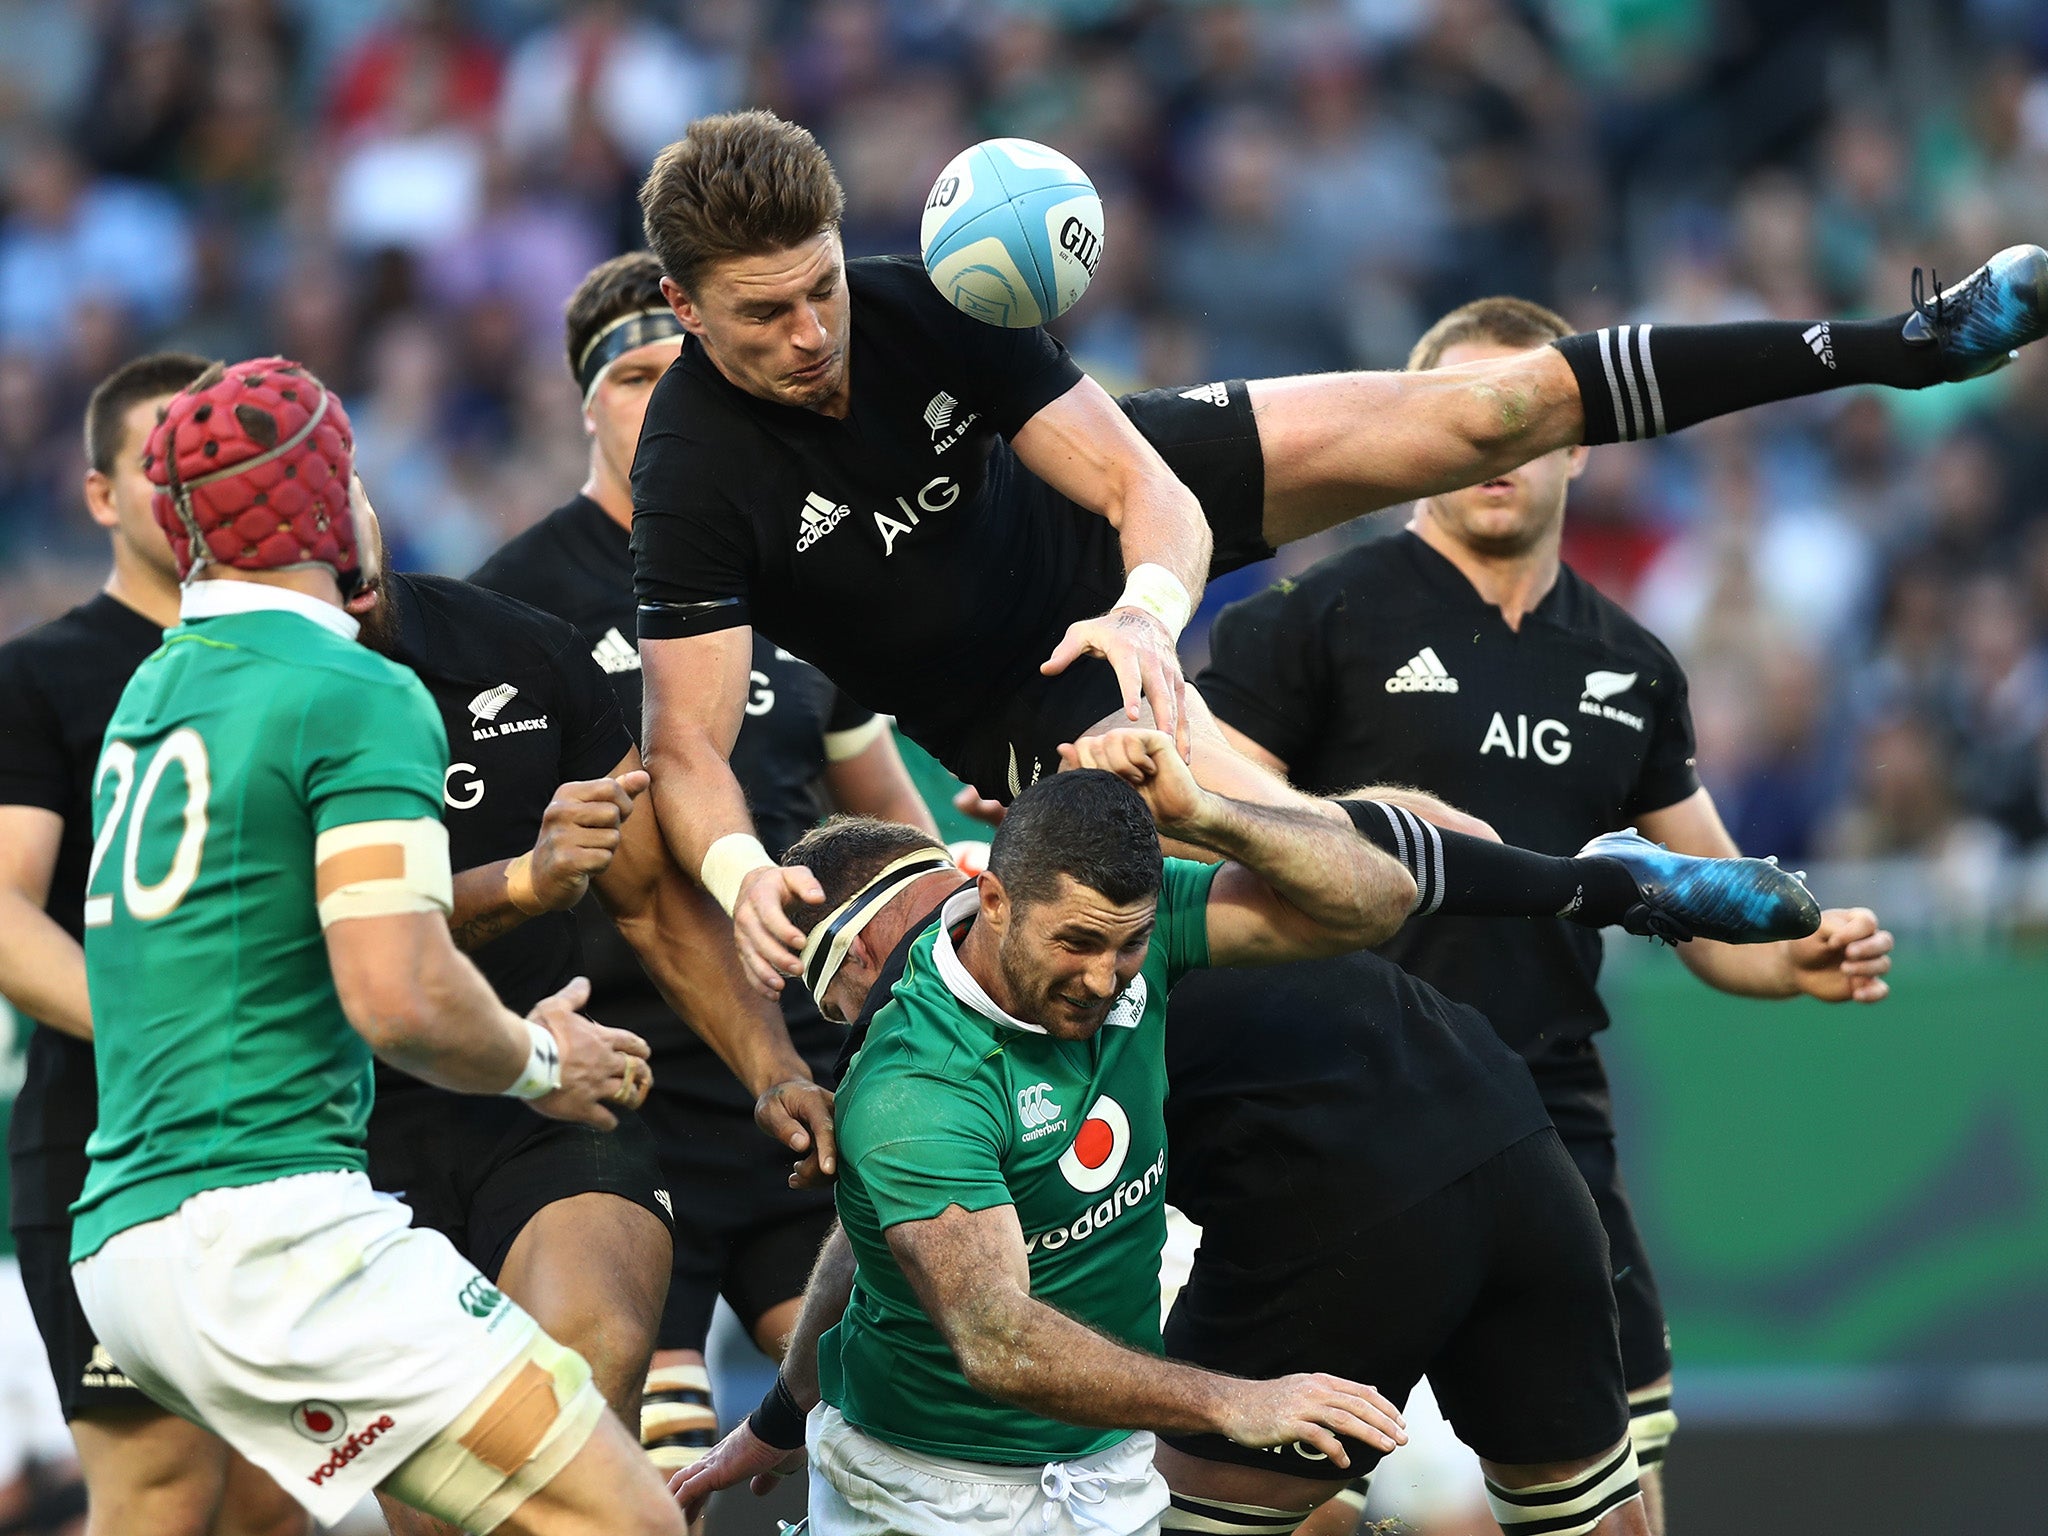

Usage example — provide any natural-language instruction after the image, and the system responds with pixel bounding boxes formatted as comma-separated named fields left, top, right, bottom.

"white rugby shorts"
left=72, top=1170, right=544, bottom=1525
left=808, top=1404, right=1168, bottom=1536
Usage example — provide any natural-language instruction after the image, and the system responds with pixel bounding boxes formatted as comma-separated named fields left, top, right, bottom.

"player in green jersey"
left=66, top=357, right=685, bottom=1536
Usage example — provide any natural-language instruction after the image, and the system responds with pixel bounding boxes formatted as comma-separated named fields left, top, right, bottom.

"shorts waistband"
left=822, top=1406, right=1140, bottom=1486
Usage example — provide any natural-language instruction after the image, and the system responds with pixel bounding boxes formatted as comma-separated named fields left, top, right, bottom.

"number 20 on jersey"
left=84, top=729, right=212, bottom=927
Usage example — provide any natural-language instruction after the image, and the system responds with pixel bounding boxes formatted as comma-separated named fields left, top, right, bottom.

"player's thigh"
left=1560, top=1135, right=1673, bottom=1395
left=495, top=1192, right=672, bottom=1420
left=1426, top=1131, right=1629, bottom=1471
left=490, top=1410, right=681, bottom=1536
left=1479, top=1436, right=1649, bottom=1536
left=68, top=1404, right=234, bottom=1535
left=722, top=1203, right=839, bottom=1362
left=1151, top=1442, right=1338, bottom=1534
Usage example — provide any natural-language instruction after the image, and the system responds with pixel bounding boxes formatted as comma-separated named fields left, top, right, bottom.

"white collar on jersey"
left=181, top=578, right=360, bottom=641
left=932, top=885, right=1048, bottom=1036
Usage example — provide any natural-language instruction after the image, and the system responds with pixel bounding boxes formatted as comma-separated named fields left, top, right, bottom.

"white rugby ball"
left=920, top=138, right=1104, bottom=328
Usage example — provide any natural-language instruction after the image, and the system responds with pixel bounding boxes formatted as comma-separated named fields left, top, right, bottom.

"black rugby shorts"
left=15, top=1218, right=149, bottom=1420
left=638, top=1087, right=838, bottom=1354
left=1161, top=1129, right=1629, bottom=1476
left=366, top=1090, right=674, bottom=1281
left=947, top=378, right=1271, bottom=801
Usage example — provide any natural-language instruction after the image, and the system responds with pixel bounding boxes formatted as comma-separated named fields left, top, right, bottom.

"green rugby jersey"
left=71, top=583, right=447, bottom=1262
left=820, top=856, right=1220, bottom=1464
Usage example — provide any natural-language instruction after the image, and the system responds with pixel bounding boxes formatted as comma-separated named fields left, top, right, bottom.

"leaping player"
left=623, top=109, right=2047, bottom=992
left=65, top=358, right=686, bottom=1536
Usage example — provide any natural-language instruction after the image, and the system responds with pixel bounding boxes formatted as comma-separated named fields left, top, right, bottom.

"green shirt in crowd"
left=71, top=583, right=446, bottom=1262
left=821, top=856, right=1221, bottom=1464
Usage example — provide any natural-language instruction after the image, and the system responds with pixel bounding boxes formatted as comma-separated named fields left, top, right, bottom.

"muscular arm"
left=890, top=1202, right=1398, bottom=1461
left=823, top=727, right=940, bottom=834
left=1636, top=789, right=1892, bottom=1003
left=325, top=910, right=536, bottom=1092
left=776, top=1222, right=855, bottom=1409
left=0, top=805, right=90, bottom=1039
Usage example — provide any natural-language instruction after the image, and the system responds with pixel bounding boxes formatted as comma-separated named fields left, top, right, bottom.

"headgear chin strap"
left=576, top=308, right=686, bottom=406
left=799, top=850, right=958, bottom=1019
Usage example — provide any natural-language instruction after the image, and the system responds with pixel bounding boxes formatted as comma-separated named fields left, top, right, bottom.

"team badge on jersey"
left=1059, top=1096, right=1132, bottom=1192
left=292, top=1400, right=348, bottom=1443
left=1104, top=974, right=1147, bottom=1030
left=468, top=683, right=519, bottom=724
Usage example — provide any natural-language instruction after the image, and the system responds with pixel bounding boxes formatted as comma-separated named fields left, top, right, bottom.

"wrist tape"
left=1116, top=563, right=1192, bottom=639
left=504, top=1021, right=563, bottom=1100
left=701, top=833, right=775, bottom=916
left=747, top=1375, right=810, bottom=1452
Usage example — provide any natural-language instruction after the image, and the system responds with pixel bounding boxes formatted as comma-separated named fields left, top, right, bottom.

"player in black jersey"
left=624, top=110, right=2042, bottom=998
left=1199, top=298, right=1898, bottom=1535
left=470, top=252, right=936, bottom=1482
left=0, top=353, right=307, bottom=1536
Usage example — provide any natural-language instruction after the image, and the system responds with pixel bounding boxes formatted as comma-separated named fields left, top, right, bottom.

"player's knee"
left=1159, top=1486, right=1336, bottom=1535
left=639, top=1362, right=718, bottom=1475
left=1626, top=1384, right=1677, bottom=1470
left=382, top=1330, right=606, bottom=1534
left=1485, top=1440, right=1642, bottom=1536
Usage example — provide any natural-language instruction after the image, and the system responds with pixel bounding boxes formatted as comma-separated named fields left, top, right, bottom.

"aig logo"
left=1480, top=712, right=1571, bottom=766
left=1017, top=1081, right=1062, bottom=1129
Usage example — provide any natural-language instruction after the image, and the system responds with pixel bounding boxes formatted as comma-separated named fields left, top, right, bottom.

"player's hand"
left=733, top=863, right=826, bottom=997
left=1787, top=907, right=1893, bottom=1003
left=529, top=770, right=651, bottom=911
left=757, top=1079, right=838, bottom=1187
left=1214, top=1373, right=1407, bottom=1470
left=1060, top=728, right=1208, bottom=834
left=668, top=1420, right=805, bottom=1524
left=952, top=785, right=1006, bottom=827
left=1041, top=607, right=1192, bottom=762
left=526, top=976, right=653, bottom=1130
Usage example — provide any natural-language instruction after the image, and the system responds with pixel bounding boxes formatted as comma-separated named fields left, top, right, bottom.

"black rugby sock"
left=1339, top=799, right=1640, bottom=925
left=1552, top=314, right=1940, bottom=445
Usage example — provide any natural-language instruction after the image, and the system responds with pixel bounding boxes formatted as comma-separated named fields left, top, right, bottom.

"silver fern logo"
left=467, top=683, right=519, bottom=725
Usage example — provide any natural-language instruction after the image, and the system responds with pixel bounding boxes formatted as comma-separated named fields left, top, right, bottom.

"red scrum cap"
left=143, top=357, right=358, bottom=585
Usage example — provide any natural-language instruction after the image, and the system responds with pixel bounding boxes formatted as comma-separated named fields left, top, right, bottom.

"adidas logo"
left=1385, top=647, right=1459, bottom=694
left=1178, top=382, right=1229, bottom=408
left=795, top=491, right=852, bottom=553
left=468, top=683, right=519, bottom=724
left=1802, top=322, right=1835, bottom=369
left=590, top=627, right=640, bottom=675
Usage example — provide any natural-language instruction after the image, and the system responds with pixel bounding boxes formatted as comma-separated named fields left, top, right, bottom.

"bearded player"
left=66, top=358, right=683, bottom=1536
left=623, top=110, right=2044, bottom=994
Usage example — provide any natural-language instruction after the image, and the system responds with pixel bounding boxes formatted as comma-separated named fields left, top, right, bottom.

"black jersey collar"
left=1396, top=529, right=1574, bottom=630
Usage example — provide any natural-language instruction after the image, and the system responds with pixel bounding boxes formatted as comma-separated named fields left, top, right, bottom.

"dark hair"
left=639, top=110, right=846, bottom=295
left=987, top=771, right=1162, bottom=910
left=563, top=252, right=669, bottom=378
left=1407, top=296, right=1572, bottom=373
left=85, top=351, right=211, bottom=476
left=781, top=816, right=947, bottom=940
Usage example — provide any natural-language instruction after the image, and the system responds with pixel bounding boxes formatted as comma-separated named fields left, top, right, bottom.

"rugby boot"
left=1901, top=244, right=2048, bottom=380
left=1577, top=829, right=1821, bottom=945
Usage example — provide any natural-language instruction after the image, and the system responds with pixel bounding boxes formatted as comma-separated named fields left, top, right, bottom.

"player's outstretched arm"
left=1637, top=790, right=1893, bottom=1003
left=597, top=785, right=837, bottom=1182
left=889, top=1202, right=1405, bottom=1466
left=447, top=758, right=649, bottom=951
left=1063, top=729, right=1416, bottom=963
left=0, top=804, right=91, bottom=1040
left=1013, top=376, right=1210, bottom=757
left=641, top=627, right=828, bottom=994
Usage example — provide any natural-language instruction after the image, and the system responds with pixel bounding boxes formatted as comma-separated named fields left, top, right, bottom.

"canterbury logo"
left=925, top=392, right=957, bottom=435
left=467, top=683, right=518, bottom=724
left=1178, top=382, right=1228, bottom=407
left=590, top=627, right=639, bottom=674
left=1017, top=1081, right=1063, bottom=1129
left=796, top=491, right=852, bottom=552
left=1385, top=647, right=1458, bottom=693
left=1803, top=322, right=1835, bottom=369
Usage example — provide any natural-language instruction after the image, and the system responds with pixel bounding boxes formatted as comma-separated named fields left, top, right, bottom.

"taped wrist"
left=503, top=1022, right=562, bottom=1100
left=1116, top=563, right=1192, bottom=639
left=504, top=852, right=548, bottom=916
left=643, top=1362, right=719, bottom=1473
left=1485, top=1441, right=1642, bottom=1536
left=701, top=833, right=775, bottom=916
left=746, top=1375, right=809, bottom=1453
left=1339, top=799, right=1640, bottom=924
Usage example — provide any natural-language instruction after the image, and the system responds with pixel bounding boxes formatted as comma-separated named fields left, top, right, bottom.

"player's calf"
left=1482, top=1439, right=1647, bottom=1536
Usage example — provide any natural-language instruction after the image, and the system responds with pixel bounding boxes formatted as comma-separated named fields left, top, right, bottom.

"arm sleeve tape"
left=315, top=818, right=454, bottom=927
left=822, top=713, right=888, bottom=763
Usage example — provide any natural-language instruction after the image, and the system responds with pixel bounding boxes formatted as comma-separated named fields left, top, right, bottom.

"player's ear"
left=1566, top=444, right=1592, bottom=480
left=661, top=277, right=704, bottom=336
left=978, top=870, right=1010, bottom=933
left=82, top=468, right=119, bottom=530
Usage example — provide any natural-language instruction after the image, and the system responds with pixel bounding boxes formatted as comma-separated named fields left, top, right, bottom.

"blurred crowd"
left=4, top=0, right=2048, bottom=922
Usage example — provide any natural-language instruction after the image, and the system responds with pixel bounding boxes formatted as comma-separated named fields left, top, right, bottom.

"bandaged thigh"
left=1626, top=1384, right=1677, bottom=1469
left=1485, top=1441, right=1642, bottom=1536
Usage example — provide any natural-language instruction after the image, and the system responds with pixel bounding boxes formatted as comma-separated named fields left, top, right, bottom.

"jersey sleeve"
left=630, top=374, right=759, bottom=641
left=299, top=670, right=449, bottom=834
left=1624, top=643, right=1701, bottom=817
left=1156, top=857, right=1221, bottom=983
left=549, top=630, right=633, bottom=783
left=838, top=1058, right=1013, bottom=1228
left=0, top=644, right=70, bottom=814
left=1196, top=579, right=1332, bottom=770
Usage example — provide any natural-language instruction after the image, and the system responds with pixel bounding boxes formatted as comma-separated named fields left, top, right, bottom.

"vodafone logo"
left=292, top=1401, right=346, bottom=1443
left=1058, top=1096, right=1131, bottom=1193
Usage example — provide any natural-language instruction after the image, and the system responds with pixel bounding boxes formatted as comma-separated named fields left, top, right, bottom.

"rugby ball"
left=921, top=138, right=1104, bottom=328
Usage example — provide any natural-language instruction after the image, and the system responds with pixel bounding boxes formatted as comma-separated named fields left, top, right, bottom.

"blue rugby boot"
left=1577, top=829, right=1821, bottom=945
left=1901, top=245, right=2048, bottom=380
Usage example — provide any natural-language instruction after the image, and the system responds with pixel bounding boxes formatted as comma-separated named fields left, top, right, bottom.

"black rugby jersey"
left=474, top=497, right=870, bottom=1106
left=630, top=254, right=1120, bottom=768
left=374, top=572, right=631, bottom=1093
left=0, top=594, right=164, bottom=1227
left=1199, top=531, right=1699, bottom=1092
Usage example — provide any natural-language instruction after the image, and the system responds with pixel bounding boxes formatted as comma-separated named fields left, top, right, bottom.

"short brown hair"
left=564, top=252, right=668, bottom=377
left=640, top=111, right=846, bottom=295
left=780, top=816, right=946, bottom=943
left=85, top=351, right=210, bottom=475
left=1406, top=297, right=1572, bottom=372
